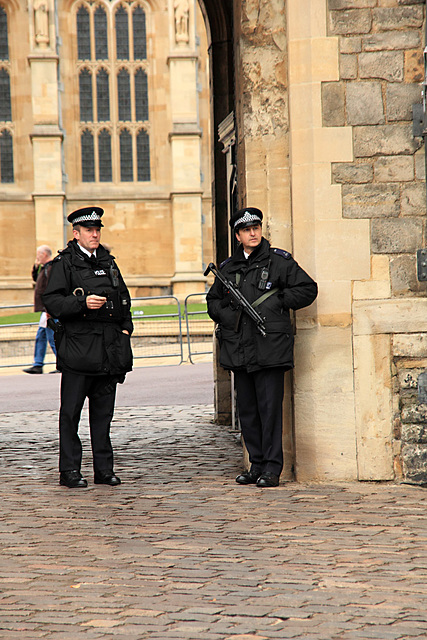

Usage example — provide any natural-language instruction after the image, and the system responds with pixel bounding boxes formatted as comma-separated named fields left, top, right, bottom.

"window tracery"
left=75, top=1, right=150, bottom=183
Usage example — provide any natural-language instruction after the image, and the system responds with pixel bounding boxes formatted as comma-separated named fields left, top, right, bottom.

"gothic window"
left=96, top=68, right=110, bottom=121
left=0, top=130, right=13, bottom=183
left=115, top=7, right=129, bottom=61
left=0, top=7, right=9, bottom=60
left=120, top=129, right=133, bottom=182
left=98, top=129, right=112, bottom=182
left=135, top=69, right=148, bottom=121
left=76, top=2, right=150, bottom=183
left=77, top=7, right=91, bottom=60
left=94, top=7, right=108, bottom=60
left=79, top=69, right=93, bottom=122
left=81, top=129, right=95, bottom=182
left=137, top=129, right=150, bottom=182
left=118, top=69, right=131, bottom=121
left=133, top=7, right=146, bottom=60
left=0, top=69, right=11, bottom=121
left=0, top=7, right=13, bottom=184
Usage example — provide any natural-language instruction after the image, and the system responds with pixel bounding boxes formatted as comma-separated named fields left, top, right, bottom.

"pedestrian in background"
left=23, top=245, right=57, bottom=375
left=43, top=207, right=133, bottom=489
left=207, top=207, right=318, bottom=487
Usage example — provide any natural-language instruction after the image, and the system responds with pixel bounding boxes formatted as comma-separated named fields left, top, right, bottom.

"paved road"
left=2, top=372, right=427, bottom=638
left=0, top=362, right=214, bottom=412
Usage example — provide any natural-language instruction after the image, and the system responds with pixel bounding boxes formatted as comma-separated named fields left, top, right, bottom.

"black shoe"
left=60, top=470, right=88, bottom=488
left=23, top=366, right=43, bottom=374
left=94, top=471, right=121, bottom=486
left=236, top=469, right=262, bottom=485
left=256, top=472, right=279, bottom=488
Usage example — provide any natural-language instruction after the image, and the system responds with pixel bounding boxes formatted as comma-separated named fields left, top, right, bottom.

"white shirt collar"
left=77, top=243, right=96, bottom=259
left=243, top=250, right=250, bottom=259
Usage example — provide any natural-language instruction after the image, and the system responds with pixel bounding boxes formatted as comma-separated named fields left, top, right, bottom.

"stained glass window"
left=118, top=69, right=131, bottom=121
left=79, top=69, right=93, bottom=122
left=120, top=129, right=133, bottom=181
left=133, top=7, right=147, bottom=60
left=77, top=7, right=91, bottom=60
left=137, top=130, right=150, bottom=182
left=135, top=69, right=148, bottom=121
left=0, top=7, right=9, bottom=60
left=97, top=69, right=110, bottom=121
left=0, top=130, right=13, bottom=183
left=81, top=130, right=95, bottom=182
left=99, top=129, right=112, bottom=182
left=94, top=7, right=108, bottom=59
left=0, top=69, right=11, bottom=121
left=115, top=7, right=129, bottom=61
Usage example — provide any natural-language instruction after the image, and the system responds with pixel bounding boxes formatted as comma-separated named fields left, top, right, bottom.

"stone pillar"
left=28, top=0, right=64, bottom=254
left=168, top=0, right=205, bottom=299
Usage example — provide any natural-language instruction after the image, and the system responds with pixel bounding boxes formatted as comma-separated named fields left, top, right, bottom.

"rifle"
left=204, top=262, right=267, bottom=337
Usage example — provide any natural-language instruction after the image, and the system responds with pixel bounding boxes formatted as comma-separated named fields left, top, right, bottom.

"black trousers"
left=59, top=371, right=117, bottom=473
left=234, top=367, right=285, bottom=476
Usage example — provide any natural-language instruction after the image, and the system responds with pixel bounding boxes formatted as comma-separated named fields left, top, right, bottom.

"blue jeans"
left=33, top=325, right=57, bottom=367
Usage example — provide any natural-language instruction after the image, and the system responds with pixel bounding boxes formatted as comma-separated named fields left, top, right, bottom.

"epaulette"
left=272, top=248, right=292, bottom=260
left=219, top=256, right=232, bottom=268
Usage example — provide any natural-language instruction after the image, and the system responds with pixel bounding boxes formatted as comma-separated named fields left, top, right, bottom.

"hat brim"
left=74, top=221, right=104, bottom=228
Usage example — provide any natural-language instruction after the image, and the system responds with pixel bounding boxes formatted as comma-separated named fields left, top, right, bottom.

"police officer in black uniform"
left=207, top=207, right=317, bottom=487
left=43, top=207, right=133, bottom=488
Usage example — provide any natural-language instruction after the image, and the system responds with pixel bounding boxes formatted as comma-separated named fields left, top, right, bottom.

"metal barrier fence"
left=184, top=293, right=214, bottom=364
left=0, top=295, right=214, bottom=369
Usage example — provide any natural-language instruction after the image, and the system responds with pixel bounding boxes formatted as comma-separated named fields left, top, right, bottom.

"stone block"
left=401, top=443, right=427, bottom=484
left=401, top=182, right=426, bottom=216
left=401, top=404, right=427, bottom=424
left=332, top=162, right=373, bottom=183
left=321, top=82, right=345, bottom=127
left=340, top=36, right=362, bottom=54
left=371, top=218, right=423, bottom=254
left=393, top=333, right=427, bottom=358
left=363, top=31, right=421, bottom=52
left=415, top=149, right=426, bottom=180
left=359, top=51, right=404, bottom=82
left=329, top=0, right=376, bottom=8
left=346, top=82, right=384, bottom=125
left=354, top=124, right=421, bottom=158
left=405, top=50, right=424, bottom=83
left=390, top=254, right=419, bottom=295
left=372, top=6, right=423, bottom=31
left=329, top=9, right=372, bottom=35
left=340, top=54, right=358, bottom=80
left=386, top=83, right=422, bottom=122
left=374, top=155, right=414, bottom=182
left=342, top=183, right=399, bottom=218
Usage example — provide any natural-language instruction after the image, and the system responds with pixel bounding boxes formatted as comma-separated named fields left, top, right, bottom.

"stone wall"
left=325, top=0, right=427, bottom=483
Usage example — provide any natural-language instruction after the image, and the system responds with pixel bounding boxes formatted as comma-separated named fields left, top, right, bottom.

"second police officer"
left=207, top=207, right=318, bottom=487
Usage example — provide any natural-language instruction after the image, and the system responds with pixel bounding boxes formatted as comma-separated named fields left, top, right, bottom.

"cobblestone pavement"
left=1, top=405, right=427, bottom=639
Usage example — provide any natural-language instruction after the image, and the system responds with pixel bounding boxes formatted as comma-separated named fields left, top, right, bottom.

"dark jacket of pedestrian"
left=33, top=261, right=53, bottom=312
left=206, top=237, right=317, bottom=372
left=43, top=239, right=133, bottom=377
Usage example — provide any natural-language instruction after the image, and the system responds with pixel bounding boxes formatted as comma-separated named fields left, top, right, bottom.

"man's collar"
left=77, top=242, right=96, bottom=259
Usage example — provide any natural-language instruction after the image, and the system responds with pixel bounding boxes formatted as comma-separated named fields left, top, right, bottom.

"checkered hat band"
left=234, top=211, right=261, bottom=228
left=72, top=211, right=101, bottom=224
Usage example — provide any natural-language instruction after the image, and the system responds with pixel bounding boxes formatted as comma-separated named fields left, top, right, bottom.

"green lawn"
left=0, top=303, right=210, bottom=326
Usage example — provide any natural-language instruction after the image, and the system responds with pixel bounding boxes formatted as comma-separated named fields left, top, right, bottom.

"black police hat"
left=67, top=206, right=104, bottom=228
left=230, top=207, right=263, bottom=231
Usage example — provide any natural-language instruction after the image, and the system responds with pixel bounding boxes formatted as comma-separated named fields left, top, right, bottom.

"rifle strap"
left=234, top=273, right=279, bottom=308
left=252, top=288, right=279, bottom=308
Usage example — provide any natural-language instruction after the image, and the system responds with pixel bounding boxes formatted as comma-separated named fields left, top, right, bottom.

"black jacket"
left=42, top=240, right=133, bottom=376
left=206, top=238, right=317, bottom=372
